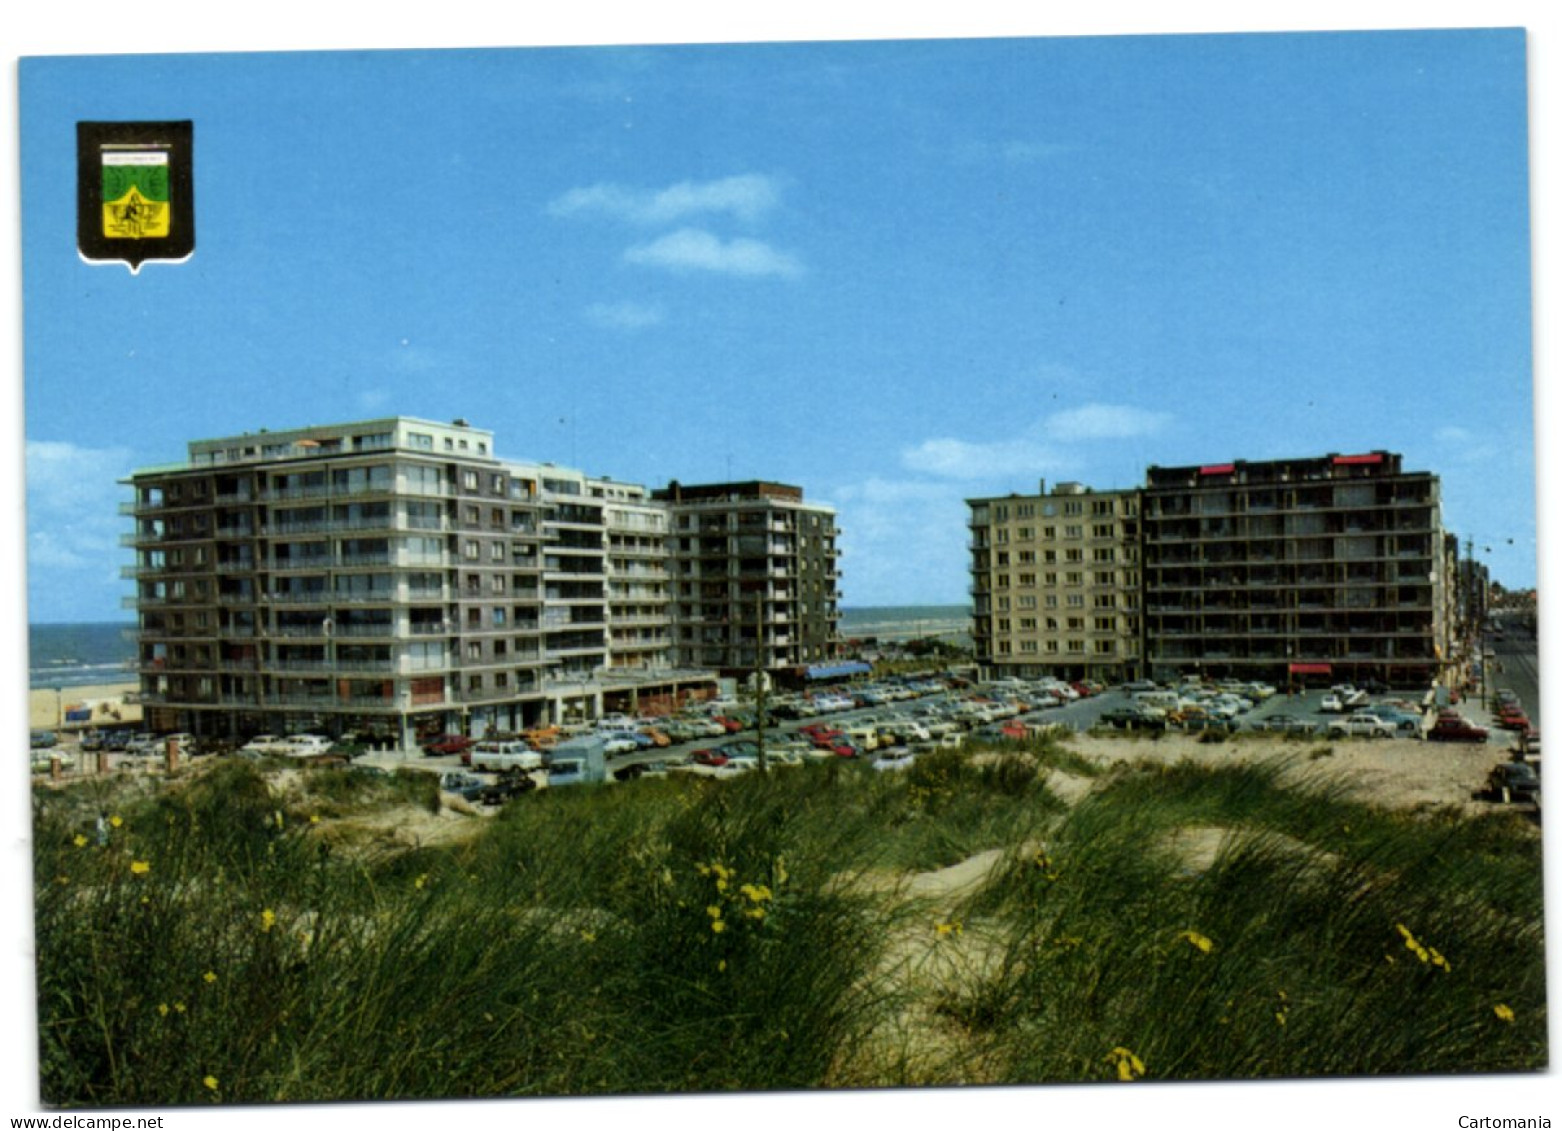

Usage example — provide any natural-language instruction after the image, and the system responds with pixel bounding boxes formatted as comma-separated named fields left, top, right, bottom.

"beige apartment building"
left=967, top=482, right=1144, bottom=682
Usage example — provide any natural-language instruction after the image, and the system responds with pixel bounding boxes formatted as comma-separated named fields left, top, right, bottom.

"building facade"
left=969, top=452, right=1460, bottom=690
left=968, top=481, right=1144, bottom=682
left=120, top=418, right=775, bottom=748
left=654, top=481, right=843, bottom=676
left=1140, top=451, right=1453, bottom=687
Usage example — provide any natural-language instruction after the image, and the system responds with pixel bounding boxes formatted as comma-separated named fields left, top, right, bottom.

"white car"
left=279, top=734, right=335, bottom=757
left=873, top=748, right=918, bottom=772
left=1325, top=714, right=1395, bottom=740
left=239, top=734, right=286, bottom=756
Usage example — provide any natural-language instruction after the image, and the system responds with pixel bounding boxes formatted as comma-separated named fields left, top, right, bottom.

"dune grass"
left=32, top=746, right=1544, bottom=1104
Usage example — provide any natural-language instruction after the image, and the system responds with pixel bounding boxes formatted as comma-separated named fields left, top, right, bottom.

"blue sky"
left=16, top=27, right=1536, bottom=621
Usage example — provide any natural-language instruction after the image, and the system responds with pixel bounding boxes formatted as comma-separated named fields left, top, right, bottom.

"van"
left=469, top=741, right=543, bottom=773
left=543, top=736, right=608, bottom=786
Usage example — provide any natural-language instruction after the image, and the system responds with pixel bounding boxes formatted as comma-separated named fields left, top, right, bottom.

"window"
left=1065, top=525, right=1083, bottom=539
left=1093, top=548, right=1115, bottom=563
left=1095, top=617, right=1115, bottom=632
left=1066, top=549, right=1083, bottom=563
left=462, top=470, right=478, bottom=490
left=1093, top=523, right=1114, bottom=538
left=463, top=540, right=480, bottom=560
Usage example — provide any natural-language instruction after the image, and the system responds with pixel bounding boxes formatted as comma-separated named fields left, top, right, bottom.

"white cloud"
left=901, top=437, right=1063, bottom=481
left=1044, top=403, right=1171, bottom=440
left=548, top=174, right=783, bottom=225
left=901, top=402, right=1172, bottom=482
left=584, top=301, right=665, bottom=330
left=624, top=228, right=802, bottom=278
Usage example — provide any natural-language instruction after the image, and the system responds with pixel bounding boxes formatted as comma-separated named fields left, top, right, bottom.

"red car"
left=1497, top=707, right=1531, bottom=732
left=711, top=716, right=745, bottom=734
left=1428, top=717, right=1489, bottom=743
left=691, top=748, right=730, bottom=767
left=421, top=733, right=475, bottom=757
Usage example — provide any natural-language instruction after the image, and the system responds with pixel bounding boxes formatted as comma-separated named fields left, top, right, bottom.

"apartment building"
left=654, top=481, right=843, bottom=676
left=121, top=418, right=716, bottom=748
left=967, top=482, right=1144, bottom=682
left=1140, top=452, right=1454, bottom=688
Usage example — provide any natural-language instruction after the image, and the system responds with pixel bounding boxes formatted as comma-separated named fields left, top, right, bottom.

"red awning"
left=1199, top=463, right=1235, bottom=476
left=1288, top=663, right=1332, bottom=674
left=1331, top=453, right=1383, bottom=465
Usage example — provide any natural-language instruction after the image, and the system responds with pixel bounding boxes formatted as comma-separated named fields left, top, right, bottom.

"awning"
left=1288, top=663, right=1332, bottom=674
left=1331, top=453, right=1383, bottom=466
left=1199, top=463, right=1235, bottom=476
left=803, top=661, right=872, bottom=681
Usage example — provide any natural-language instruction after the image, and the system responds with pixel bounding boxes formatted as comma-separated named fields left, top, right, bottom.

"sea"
left=26, top=607, right=973, bottom=690
left=27, top=622, right=137, bottom=691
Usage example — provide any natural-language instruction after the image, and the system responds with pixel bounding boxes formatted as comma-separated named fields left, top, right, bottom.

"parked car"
left=421, top=733, right=475, bottom=757
left=1100, top=706, right=1167, bottom=731
left=438, top=772, right=488, bottom=802
left=1428, top=717, right=1489, bottom=743
left=1250, top=713, right=1318, bottom=736
left=1485, top=761, right=1540, bottom=804
left=479, top=770, right=537, bottom=805
left=468, top=740, right=544, bottom=773
left=1324, top=714, right=1396, bottom=740
left=278, top=734, right=335, bottom=758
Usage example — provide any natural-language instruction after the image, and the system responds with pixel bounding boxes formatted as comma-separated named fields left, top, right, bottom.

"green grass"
left=32, top=751, right=1546, bottom=1103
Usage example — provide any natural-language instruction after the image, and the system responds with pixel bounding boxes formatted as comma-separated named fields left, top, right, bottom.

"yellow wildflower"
left=711, top=919, right=726, bottom=934
left=73, top=835, right=88, bottom=849
left=1494, top=1003, right=1516, bottom=1023
left=310, top=814, right=321, bottom=824
left=1106, top=1046, right=1145, bottom=1081
left=109, top=815, right=123, bottom=829
left=1275, top=1011, right=1287, bottom=1027
left=717, top=959, right=727, bottom=972
left=935, top=920, right=963, bottom=937
left=174, top=1002, right=186, bottom=1014
left=744, top=907, right=766, bottom=921
left=706, top=905, right=723, bottom=919
left=1179, top=930, right=1214, bottom=954
left=202, top=1075, right=219, bottom=1092
left=130, top=860, right=151, bottom=875
left=740, top=882, right=773, bottom=904
left=203, top=971, right=217, bottom=984
left=414, top=873, right=428, bottom=890
left=157, top=1003, right=169, bottom=1017
left=260, top=909, right=276, bottom=932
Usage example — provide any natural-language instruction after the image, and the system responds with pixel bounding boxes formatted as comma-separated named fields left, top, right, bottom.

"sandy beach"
left=29, top=682, right=141, bottom=733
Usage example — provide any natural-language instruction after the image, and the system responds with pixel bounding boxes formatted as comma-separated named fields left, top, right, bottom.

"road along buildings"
left=121, top=417, right=843, bottom=749
left=970, top=452, right=1468, bottom=691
